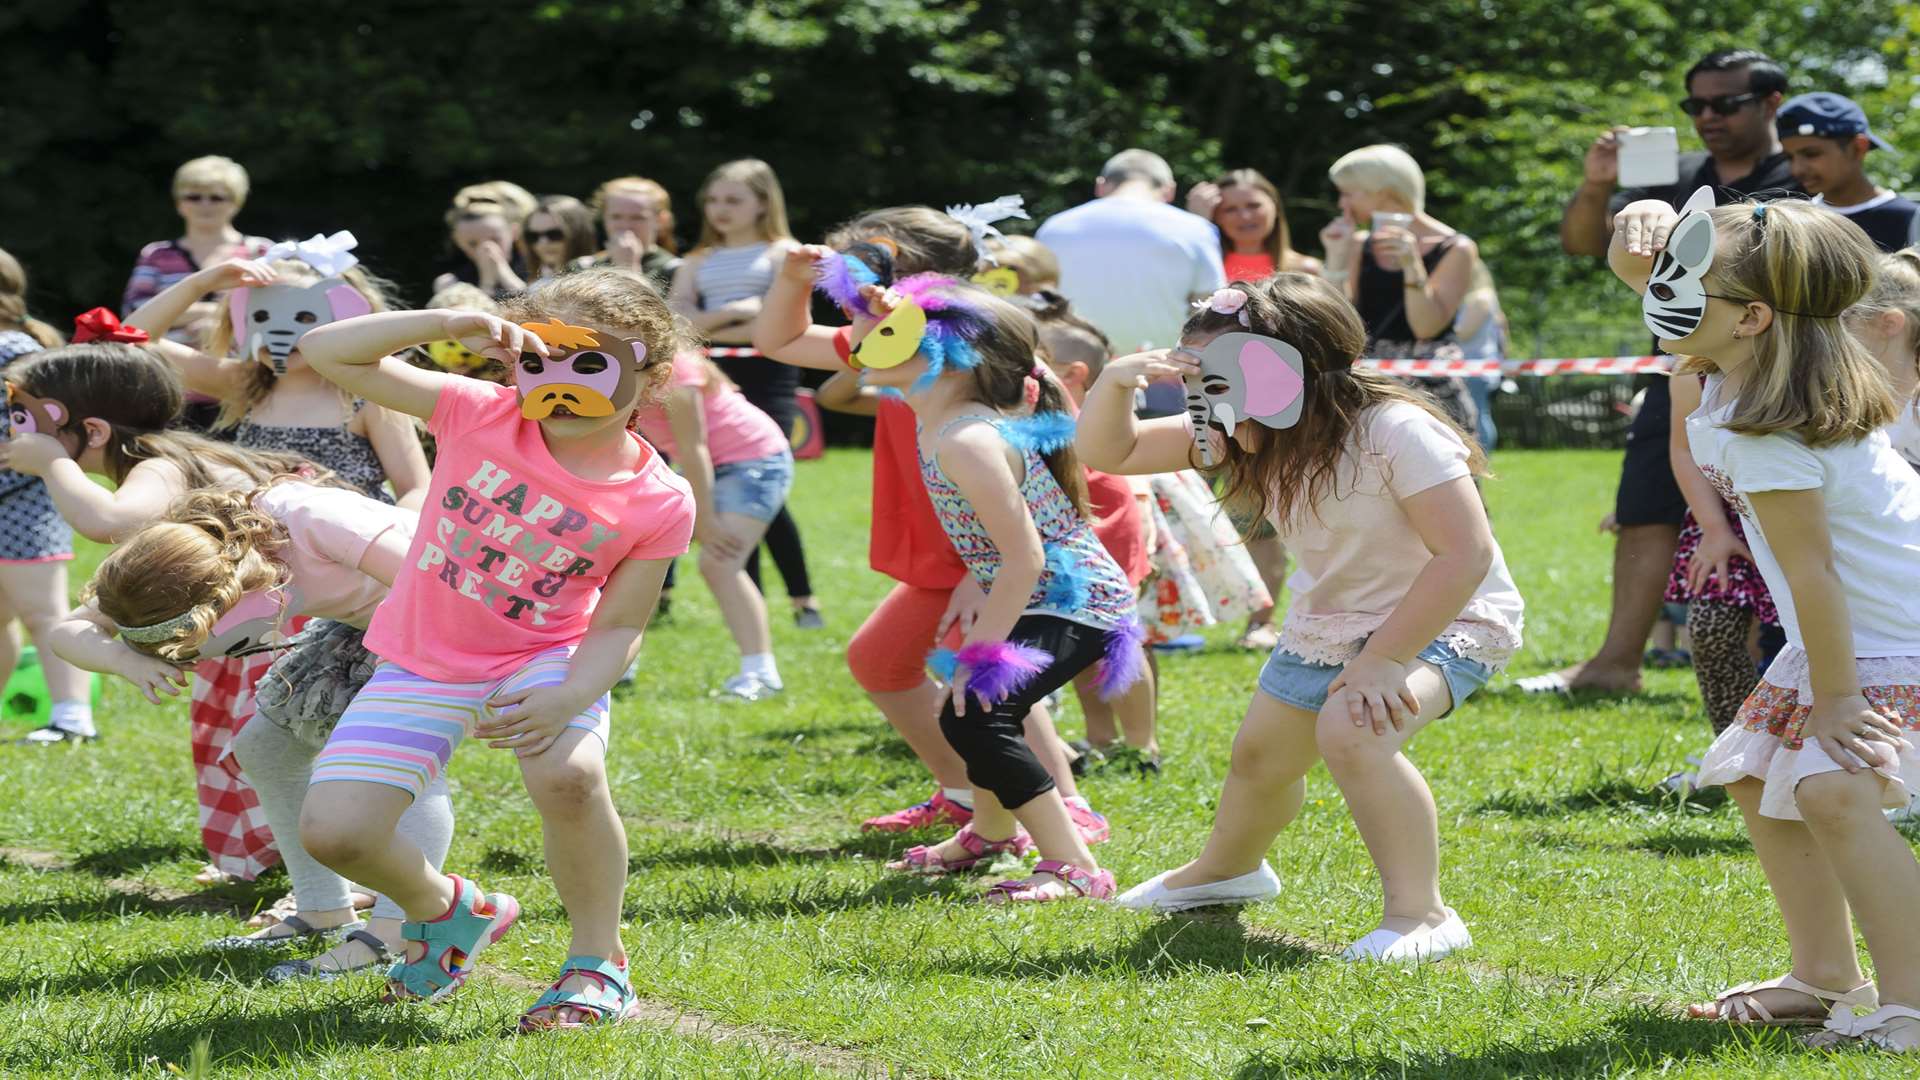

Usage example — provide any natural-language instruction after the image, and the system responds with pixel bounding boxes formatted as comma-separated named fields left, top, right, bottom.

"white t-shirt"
left=1686, top=375, right=1920, bottom=655
left=1264, top=403, right=1525, bottom=668
left=1885, top=403, right=1920, bottom=471
left=1036, top=196, right=1226, bottom=352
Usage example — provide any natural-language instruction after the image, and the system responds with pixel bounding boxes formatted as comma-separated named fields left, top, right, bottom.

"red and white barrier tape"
left=707, top=346, right=762, bottom=358
left=1360, top=355, right=1673, bottom=376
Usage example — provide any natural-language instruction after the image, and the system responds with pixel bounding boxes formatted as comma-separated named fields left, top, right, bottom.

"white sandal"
left=1693, top=973, right=1878, bottom=1027
left=1809, top=1004, right=1920, bottom=1051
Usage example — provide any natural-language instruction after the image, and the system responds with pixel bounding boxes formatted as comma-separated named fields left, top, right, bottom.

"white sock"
left=48, top=700, right=96, bottom=738
left=740, top=653, right=781, bottom=687
left=941, top=786, right=975, bottom=810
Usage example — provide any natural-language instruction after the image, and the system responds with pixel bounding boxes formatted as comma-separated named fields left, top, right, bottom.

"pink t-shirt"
left=1267, top=403, right=1524, bottom=669
left=257, top=481, right=413, bottom=628
left=365, top=378, right=695, bottom=682
left=633, top=352, right=790, bottom=465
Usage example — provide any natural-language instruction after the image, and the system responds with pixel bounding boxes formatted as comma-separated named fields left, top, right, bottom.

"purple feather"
left=1093, top=618, right=1147, bottom=700
left=954, top=640, right=1053, bottom=704
left=813, top=253, right=878, bottom=314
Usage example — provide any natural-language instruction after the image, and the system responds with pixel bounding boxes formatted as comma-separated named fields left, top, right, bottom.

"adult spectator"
left=430, top=180, right=534, bottom=296
left=1777, top=91, right=1920, bottom=252
left=1035, top=149, right=1225, bottom=354
left=1454, top=255, right=1509, bottom=450
left=1187, top=168, right=1323, bottom=282
left=589, top=176, right=682, bottom=293
left=522, top=194, right=599, bottom=282
left=121, top=155, right=271, bottom=338
left=1530, top=48, right=1795, bottom=695
left=1321, top=144, right=1480, bottom=430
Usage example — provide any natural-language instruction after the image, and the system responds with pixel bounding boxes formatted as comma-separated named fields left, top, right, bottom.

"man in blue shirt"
left=1779, top=91, right=1920, bottom=253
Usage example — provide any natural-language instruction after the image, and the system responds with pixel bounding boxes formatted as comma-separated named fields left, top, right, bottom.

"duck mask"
left=1642, top=186, right=1717, bottom=341
left=426, top=339, right=489, bottom=374
left=513, top=318, right=650, bottom=420
left=1174, top=332, right=1307, bottom=467
left=6, top=383, right=69, bottom=440
left=230, top=231, right=374, bottom=375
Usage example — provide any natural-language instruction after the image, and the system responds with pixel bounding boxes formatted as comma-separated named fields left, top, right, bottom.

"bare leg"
left=0, top=562, right=90, bottom=703
left=1162, top=692, right=1320, bottom=889
left=697, top=511, right=776, bottom=659
left=300, top=781, right=451, bottom=918
left=1543, top=523, right=1678, bottom=692
left=1799, top=771, right=1920, bottom=1009
left=869, top=681, right=968, bottom=788
left=520, top=729, right=628, bottom=1014
left=1023, top=702, right=1079, bottom=801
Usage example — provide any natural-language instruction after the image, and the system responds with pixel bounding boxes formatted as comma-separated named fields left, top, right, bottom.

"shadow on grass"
left=915, top=911, right=1318, bottom=980
left=0, top=939, right=322, bottom=1000
left=626, top=831, right=919, bottom=872
left=1627, top=831, right=1751, bottom=858
left=1474, top=780, right=1726, bottom=818
left=36, top=999, right=458, bottom=1072
left=622, top=872, right=973, bottom=922
left=69, top=838, right=204, bottom=877
left=0, top=874, right=279, bottom=923
left=1233, top=1008, right=1775, bottom=1078
left=1481, top=685, right=1698, bottom=712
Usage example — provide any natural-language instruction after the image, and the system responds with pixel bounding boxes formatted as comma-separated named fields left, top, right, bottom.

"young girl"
left=0, top=250, right=92, bottom=744
left=0, top=342, right=331, bottom=877
left=668, top=159, right=819, bottom=627
left=590, top=176, right=681, bottom=293
left=524, top=195, right=599, bottom=282
left=1849, top=248, right=1920, bottom=470
left=431, top=182, right=534, bottom=297
left=126, top=244, right=430, bottom=507
left=752, top=207, right=1109, bottom=843
left=1610, top=197, right=1920, bottom=1050
left=633, top=351, right=793, bottom=699
left=294, top=268, right=693, bottom=1029
left=1187, top=168, right=1325, bottom=282
left=48, top=479, right=444, bottom=983
left=853, top=274, right=1142, bottom=902
left=1080, top=274, right=1524, bottom=961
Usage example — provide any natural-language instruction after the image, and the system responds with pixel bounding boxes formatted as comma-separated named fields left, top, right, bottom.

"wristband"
left=927, top=640, right=1053, bottom=704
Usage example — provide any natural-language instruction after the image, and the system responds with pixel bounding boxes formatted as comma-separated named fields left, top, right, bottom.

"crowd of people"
left=0, top=43, right=1918, bottom=1052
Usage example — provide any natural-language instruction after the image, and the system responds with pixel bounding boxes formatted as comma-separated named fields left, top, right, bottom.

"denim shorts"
left=1257, top=637, right=1493, bottom=717
left=711, top=450, right=794, bottom=522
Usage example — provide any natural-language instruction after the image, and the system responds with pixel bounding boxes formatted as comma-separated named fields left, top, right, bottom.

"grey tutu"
left=252, top=620, right=379, bottom=747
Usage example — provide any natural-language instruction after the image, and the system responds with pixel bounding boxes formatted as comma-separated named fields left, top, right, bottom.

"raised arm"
left=1073, top=350, right=1204, bottom=475
left=1607, top=199, right=1679, bottom=292
left=1561, top=127, right=1629, bottom=257
left=124, top=260, right=275, bottom=398
left=298, top=309, right=544, bottom=421
left=1401, top=237, right=1478, bottom=340
left=814, top=370, right=882, bottom=417
left=752, top=245, right=847, bottom=371
left=0, top=445, right=188, bottom=542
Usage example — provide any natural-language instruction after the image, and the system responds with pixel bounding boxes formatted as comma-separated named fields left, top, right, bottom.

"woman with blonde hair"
left=590, top=176, right=682, bottom=291
left=431, top=180, right=535, bottom=296
left=1188, top=168, right=1323, bottom=282
left=122, top=155, right=272, bottom=323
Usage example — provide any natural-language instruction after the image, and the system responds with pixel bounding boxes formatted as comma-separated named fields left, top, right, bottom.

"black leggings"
left=939, top=615, right=1109, bottom=810
left=719, top=365, right=814, bottom=601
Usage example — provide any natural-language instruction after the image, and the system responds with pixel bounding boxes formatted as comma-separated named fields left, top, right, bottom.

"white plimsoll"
left=1113, top=861, right=1281, bottom=913
left=1341, top=908, right=1472, bottom=963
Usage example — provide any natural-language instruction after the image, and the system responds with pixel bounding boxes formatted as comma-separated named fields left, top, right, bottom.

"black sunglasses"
left=1679, top=92, right=1761, bottom=118
left=180, top=192, right=231, bottom=204
left=525, top=228, right=567, bottom=243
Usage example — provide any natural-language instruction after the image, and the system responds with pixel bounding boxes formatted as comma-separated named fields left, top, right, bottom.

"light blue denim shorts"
left=711, top=450, right=794, bottom=522
left=1257, top=637, right=1492, bottom=717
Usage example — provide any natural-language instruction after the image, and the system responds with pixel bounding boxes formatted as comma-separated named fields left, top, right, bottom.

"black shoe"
left=793, top=606, right=825, bottom=630
left=14, top=725, right=95, bottom=746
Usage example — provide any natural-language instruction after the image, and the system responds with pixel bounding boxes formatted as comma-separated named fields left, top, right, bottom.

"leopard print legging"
left=1687, top=600, right=1759, bottom=735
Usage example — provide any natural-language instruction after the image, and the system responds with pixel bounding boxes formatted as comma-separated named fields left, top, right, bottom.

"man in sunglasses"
left=1529, top=49, right=1797, bottom=696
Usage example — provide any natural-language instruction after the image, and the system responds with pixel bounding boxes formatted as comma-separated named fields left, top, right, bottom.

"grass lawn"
left=0, top=447, right=1912, bottom=1078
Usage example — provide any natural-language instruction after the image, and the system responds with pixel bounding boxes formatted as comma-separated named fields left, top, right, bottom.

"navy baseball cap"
left=1777, top=92, right=1893, bottom=150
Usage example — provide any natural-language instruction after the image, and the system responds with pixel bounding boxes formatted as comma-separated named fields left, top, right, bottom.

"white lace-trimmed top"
left=1266, top=403, right=1524, bottom=669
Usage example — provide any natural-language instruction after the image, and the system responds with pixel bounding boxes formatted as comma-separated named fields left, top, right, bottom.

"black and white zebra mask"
left=1642, top=186, right=1717, bottom=341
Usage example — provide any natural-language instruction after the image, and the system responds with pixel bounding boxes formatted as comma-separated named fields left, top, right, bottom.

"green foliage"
left=0, top=1, right=1911, bottom=357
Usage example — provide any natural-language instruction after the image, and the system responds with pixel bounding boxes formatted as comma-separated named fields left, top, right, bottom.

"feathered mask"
left=845, top=274, right=994, bottom=393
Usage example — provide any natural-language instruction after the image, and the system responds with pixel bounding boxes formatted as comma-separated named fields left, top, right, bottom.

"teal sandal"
left=518, top=956, right=642, bottom=1032
left=381, top=875, right=520, bottom=1004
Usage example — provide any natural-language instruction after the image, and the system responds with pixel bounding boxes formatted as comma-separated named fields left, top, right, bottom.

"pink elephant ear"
left=324, top=283, right=373, bottom=321
left=229, top=287, right=251, bottom=335
left=1237, top=338, right=1304, bottom=419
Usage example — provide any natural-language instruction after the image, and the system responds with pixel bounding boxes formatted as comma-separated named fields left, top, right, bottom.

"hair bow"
left=946, top=195, right=1029, bottom=263
left=71, top=307, right=151, bottom=344
left=1192, top=287, right=1252, bottom=328
left=264, top=230, right=360, bottom=277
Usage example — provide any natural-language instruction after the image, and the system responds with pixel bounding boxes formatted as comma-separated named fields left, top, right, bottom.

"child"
left=294, top=268, right=693, bottom=1029
left=752, top=208, right=1108, bottom=842
left=633, top=352, right=792, bottom=699
left=48, top=479, right=445, bottom=983
left=853, top=274, right=1142, bottom=902
left=1, top=341, right=331, bottom=876
left=523, top=195, right=599, bottom=282
left=0, top=249, right=92, bottom=745
left=1777, top=93, right=1920, bottom=254
left=1847, top=248, right=1920, bottom=469
left=669, top=159, right=819, bottom=627
left=1081, top=275, right=1523, bottom=962
left=978, top=234, right=1060, bottom=296
left=126, top=242, right=430, bottom=507
left=420, top=284, right=509, bottom=384
left=431, top=182, right=534, bottom=296
left=589, top=176, right=681, bottom=292
left=1612, top=193, right=1920, bottom=1050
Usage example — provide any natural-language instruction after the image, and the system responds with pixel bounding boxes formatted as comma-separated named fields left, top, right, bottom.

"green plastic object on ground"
left=2, top=647, right=100, bottom=726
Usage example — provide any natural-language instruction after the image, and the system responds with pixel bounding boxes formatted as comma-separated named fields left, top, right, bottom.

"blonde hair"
left=0, top=247, right=63, bottom=349
left=426, top=283, right=497, bottom=313
left=692, top=159, right=792, bottom=251
left=445, top=180, right=537, bottom=230
left=497, top=269, right=683, bottom=417
left=1328, top=144, right=1425, bottom=213
left=87, top=488, right=289, bottom=662
left=1851, top=247, right=1920, bottom=360
left=172, top=155, right=250, bottom=207
left=206, top=258, right=399, bottom=429
left=592, top=176, right=679, bottom=255
left=1679, top=200, right=1895, bottom=446
left=981, top=235, right=1060, bottom=291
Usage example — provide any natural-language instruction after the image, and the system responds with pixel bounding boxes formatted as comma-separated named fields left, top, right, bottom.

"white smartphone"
left=1371, top=211, right=1413, bottom=233
left=1617, top=127, right=1680, bottom=188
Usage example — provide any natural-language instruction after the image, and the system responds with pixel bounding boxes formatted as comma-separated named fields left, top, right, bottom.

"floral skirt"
left=1663, top=505, right=1778, bottom=624
left=1135, top=471, right=1271, bottom=643
left=1696, top=647, right=1920, bottom=820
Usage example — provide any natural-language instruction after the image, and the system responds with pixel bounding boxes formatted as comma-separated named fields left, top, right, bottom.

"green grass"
left=1, top=448, right=1914, bottom=1078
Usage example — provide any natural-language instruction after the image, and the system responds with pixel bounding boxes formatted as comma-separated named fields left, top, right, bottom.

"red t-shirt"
left=1085, top=469, right=1151, bottom=588
left=1224, top=250, right=1276, bottom=284
left=834, top=327, right=966, bottom=590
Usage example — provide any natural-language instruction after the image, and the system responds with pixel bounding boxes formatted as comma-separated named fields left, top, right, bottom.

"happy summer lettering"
left=416, top=460, right=622, bottom=624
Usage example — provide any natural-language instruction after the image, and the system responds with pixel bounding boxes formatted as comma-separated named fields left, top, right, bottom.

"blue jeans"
left=1257, top=638, right=1493, bottom=718
left=710, top=451, right=794, bottom=522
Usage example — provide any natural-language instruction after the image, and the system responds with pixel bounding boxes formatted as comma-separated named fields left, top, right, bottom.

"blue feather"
left=1000, top=411, right=1078, bottom=454
left=926, top=647, right=959, bottom=681
left=1040, top=544, right=1093, bottom=610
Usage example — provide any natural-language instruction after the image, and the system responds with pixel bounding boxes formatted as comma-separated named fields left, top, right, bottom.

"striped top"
left=695, top=242, right=775, bottom=307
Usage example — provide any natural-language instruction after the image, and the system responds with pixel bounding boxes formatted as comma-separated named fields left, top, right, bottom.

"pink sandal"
left=886, top=824, right=1033, bottom=875
left=983, top=859, right=1117, bottom=903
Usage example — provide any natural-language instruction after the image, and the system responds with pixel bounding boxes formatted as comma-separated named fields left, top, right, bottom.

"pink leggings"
left=847, top=583, right=963, bottom=694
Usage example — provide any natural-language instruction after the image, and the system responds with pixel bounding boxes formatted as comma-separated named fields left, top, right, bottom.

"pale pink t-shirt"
left=1266, top=403, right=1524, bottom=669
left=364, top=378, right=695, bottom=682
left=633, top=352, right=789, bottom=464
left=257, top=481, right=413, bottom=628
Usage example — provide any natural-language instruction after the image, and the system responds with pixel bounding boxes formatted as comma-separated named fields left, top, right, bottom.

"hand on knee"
left=1314, top=700, right=1397, bottom=775
left=1796, top=771, right=1886, bottom=830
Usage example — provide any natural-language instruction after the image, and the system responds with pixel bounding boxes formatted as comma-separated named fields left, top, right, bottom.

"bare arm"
left=36, top=457, right=188, bottom=542
left=360, top=402, right=432, bottom=510
left=1607, top=199, right=1678, bottom=290
left=298, top=308, right=543, bottom=422
left=815, top=370, right=881, bottom=417
left=1349, top=476, right=1493, bottom=665
left=1402, top=238, right=1477, bottom=340
left=354, top=526, right=412, bottom=588
left=46, top=603, right=190, bottom=705
left=1561, top=127, right=1628, bottom=257
left=752, top=245, right=848, bottom=371
left=1073, top=351, right=1204, bottom=475
left=124, top=261, right=274, bottom=398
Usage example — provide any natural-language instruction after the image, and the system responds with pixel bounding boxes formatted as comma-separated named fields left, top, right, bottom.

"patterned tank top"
left=236, top=400, right=392, bottom=503
left=918, top=415, right=1135, bottom=630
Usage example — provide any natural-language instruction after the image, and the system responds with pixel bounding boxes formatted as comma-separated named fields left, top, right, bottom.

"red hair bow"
left=71, top=307, right=150, bottom=344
